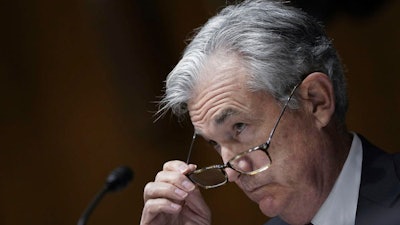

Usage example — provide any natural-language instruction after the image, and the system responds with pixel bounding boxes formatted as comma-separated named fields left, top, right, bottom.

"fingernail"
left=175, top=188, right=188, bottom=198
left=182, top=180, right=195, bottom=191
left=189, top=164, right=197, bottom=170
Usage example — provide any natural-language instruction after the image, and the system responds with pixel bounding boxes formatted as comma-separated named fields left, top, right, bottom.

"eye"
left=234, top=123, right=247, bottom=135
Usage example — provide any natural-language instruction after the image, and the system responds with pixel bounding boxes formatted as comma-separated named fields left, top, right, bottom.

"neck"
left=283, top=121, right=353, bottom=225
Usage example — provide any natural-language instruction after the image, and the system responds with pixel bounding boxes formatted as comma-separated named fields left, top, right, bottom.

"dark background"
left=1, top=0, right=399, bottom=224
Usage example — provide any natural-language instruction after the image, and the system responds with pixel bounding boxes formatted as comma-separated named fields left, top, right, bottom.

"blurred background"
left=1, top=0, right=399, bottom=224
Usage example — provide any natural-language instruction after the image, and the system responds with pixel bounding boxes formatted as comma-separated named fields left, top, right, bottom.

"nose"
left=220, top=147, right=240, bottom=183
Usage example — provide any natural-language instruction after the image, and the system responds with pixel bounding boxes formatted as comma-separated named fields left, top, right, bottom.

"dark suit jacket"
left=265, top=135, right=400, bottom=225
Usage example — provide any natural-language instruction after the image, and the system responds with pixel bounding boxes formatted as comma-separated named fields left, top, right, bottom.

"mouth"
left=241, top=183, right=269, bottom=203
left=239, top=175, right=278, bottom=202
left=236, top=173, right=275, bottom=203
left=239, top=173, right=271, bottom=191
left=242, top=182, right=261, bottom=193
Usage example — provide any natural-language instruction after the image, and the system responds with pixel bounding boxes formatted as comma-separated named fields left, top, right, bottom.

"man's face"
left=187, top=53, right=330, bottom=219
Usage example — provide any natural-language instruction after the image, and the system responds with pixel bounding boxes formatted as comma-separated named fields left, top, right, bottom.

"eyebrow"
left=214, top=108, right=239, bottom=125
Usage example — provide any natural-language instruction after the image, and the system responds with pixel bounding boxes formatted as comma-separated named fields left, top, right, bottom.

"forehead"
left=187, top=52, right=269, bottom=131
left=194, top=52, right=247, bottom=93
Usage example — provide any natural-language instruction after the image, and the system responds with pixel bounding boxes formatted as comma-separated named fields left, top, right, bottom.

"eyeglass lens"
left=188, top=149, right=271, bottom=188
left=188, top=168, right=227, bottom=189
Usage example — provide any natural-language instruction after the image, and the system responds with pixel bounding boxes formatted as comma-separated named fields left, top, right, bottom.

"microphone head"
left=105, top=166, right=134, bottom=192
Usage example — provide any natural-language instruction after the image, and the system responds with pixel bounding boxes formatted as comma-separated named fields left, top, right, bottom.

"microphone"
left=77, top=166, right=134, bottom=225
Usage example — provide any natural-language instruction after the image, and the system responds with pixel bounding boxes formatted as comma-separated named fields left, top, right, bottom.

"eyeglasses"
left=185, top=82, right=301, bottom=189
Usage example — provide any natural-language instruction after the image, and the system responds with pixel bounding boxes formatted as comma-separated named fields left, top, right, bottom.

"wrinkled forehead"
left=187, top=52, right=255, bottom=130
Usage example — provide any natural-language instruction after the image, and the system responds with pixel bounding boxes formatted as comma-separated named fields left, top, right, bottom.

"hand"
left=140, top=160, right=211, bottom=225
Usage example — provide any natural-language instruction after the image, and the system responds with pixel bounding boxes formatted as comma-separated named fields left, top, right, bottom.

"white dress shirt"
left=311, top=132, right=363, bottom=225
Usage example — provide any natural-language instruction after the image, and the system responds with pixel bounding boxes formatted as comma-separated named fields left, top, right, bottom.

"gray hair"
left=157, top=0, right=348, bottom=122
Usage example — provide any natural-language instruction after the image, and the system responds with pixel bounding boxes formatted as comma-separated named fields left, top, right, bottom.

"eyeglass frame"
left=185, top=81, right=302, bottom=189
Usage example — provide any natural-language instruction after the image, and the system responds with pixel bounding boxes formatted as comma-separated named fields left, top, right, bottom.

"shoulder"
left=359, top=134, right=400, bottom=193
left=356, top=134, right=400, bottom=225
left=359, top=134, right=400, bottom=176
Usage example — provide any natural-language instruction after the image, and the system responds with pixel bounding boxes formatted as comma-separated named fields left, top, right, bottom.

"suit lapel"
left=355, top=135, right=400, bottom=225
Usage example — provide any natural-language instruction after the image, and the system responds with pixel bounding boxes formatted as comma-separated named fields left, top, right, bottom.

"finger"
left=163, top=160, right=197, bottom=174
left=143, top=181, right=191, bottom=203
left=140, top=198, right=181, bottom=225
left=155, top=170, right=196, bottom=192
left=185, top=188, right=211, bottom=216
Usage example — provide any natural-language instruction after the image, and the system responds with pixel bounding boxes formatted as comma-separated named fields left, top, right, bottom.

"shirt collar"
left=312, top=132, right=363, bottom=225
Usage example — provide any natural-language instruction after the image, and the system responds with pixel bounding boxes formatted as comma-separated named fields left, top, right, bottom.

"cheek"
left=268, top=136, right=314, bottom=187
left=272, top=114, right=319, bottom=181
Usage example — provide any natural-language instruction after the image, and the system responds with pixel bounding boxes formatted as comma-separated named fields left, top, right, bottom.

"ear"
left=298, top=72, right=335, bottom=129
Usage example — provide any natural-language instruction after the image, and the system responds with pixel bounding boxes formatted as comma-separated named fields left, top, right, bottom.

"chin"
left=258, top=195, right=282, bottom=217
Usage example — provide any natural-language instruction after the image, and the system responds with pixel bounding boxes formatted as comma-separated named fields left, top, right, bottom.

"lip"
left=237, top=174, right=274, bottom=202
left=239, top=174, right=271, bottom=192
left=242, top=182, right=261, bottom=193
left=241, top=183, right=268, bottom=202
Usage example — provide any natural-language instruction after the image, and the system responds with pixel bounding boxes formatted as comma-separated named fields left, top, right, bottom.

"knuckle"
left=154, top=171, right=164, bottom=181
left=163, top=160, right=185, bottom=171
left=143, top=182, right=159, bottom=200
left=162, top=161, right=173, bottom=170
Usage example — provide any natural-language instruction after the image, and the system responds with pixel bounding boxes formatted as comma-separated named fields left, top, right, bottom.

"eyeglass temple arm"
left=186, top=132, right=197, bottom=164
left=265, top=83, right=300, bottom=145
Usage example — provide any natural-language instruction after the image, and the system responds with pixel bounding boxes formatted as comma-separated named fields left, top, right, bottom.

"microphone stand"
left=77, top=185, right=108, bottom=225
left=77, top=166, right=133, bottom=225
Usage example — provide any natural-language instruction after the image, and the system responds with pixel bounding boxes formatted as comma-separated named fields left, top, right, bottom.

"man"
left=140, top=0, right=400, bottom=224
